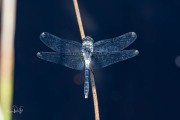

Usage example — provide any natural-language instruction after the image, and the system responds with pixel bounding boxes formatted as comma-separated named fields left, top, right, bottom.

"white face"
left=82, top=36, right=94, bottom=68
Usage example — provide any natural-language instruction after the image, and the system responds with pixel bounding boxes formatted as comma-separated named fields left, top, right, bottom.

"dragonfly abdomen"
left=84, top=68, right=89, bottom=99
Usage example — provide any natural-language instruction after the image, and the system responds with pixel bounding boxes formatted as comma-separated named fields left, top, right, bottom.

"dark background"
left=13, top=0, right=180, bottom=120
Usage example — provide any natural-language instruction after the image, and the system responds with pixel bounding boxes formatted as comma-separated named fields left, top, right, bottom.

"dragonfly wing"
left=40, top=32, right=82, bottom=52
left=37, top=52, right=84, bottom=70
left=91, top=49, right=139, bottom=69
left=94, top=32, right=137, bottom=52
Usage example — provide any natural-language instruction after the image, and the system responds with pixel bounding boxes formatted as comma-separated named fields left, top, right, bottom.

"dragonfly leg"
left=90, top=68, right=94, bottom=75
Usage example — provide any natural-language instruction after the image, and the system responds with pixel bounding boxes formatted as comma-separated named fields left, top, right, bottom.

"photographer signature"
left=10, top=105, right=24, bottom=114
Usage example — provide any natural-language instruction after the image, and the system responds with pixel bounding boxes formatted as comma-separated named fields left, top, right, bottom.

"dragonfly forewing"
left=40, top=32, right=82, bottom=53
left=94, top=32, right=137, bottom=52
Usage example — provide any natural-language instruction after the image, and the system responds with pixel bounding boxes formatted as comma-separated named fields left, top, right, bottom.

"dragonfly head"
left=82, top=36, right=94, bottom=54
left=83, top=36, right=94, bottom=42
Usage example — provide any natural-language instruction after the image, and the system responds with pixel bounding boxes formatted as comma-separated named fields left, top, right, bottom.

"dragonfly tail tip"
left=85, top=95, right=88, bottom=99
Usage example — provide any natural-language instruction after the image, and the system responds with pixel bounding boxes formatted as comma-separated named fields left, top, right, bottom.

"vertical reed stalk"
left=0, top=0, right=17, bottom=120
left=73, top=0, right=100, bottom=120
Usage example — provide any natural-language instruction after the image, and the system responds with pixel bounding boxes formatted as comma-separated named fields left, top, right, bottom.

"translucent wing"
left=40, top=32, right=82, bottom=52
left=94, top=32, right=137, bottom=52
left=91, top=49, right=139, bottom=69
left=37, top=52, right=84, bottom=70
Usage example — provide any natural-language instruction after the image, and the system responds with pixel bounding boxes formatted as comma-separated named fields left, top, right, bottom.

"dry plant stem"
left=90, top=70, right=100, bottom=120
left=73, top=0, right=85, bottom=39
left=73, top=0, right=100, bottom=120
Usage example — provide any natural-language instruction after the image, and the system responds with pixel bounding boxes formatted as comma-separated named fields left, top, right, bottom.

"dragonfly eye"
left=83, top=36, right=94, bottom=42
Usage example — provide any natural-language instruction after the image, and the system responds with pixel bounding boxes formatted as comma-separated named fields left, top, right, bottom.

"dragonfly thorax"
left=82, top=36, right=94, bottom=68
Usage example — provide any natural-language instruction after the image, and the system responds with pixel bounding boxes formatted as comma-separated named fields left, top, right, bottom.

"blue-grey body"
left=81, top=36, right=94, bottom=98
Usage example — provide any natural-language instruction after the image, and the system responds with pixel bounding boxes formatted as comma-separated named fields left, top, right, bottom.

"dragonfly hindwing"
left=37, top=52, right=84, bottom=70
left=91, top=49, right=139, bottom=69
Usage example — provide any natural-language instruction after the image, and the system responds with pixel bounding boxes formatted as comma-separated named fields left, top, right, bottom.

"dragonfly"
left=37, top=32, right=139, bottom=98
